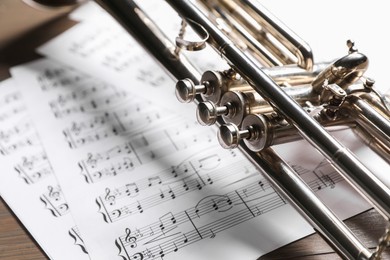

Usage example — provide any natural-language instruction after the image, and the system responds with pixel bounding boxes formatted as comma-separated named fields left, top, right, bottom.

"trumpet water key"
left=88, top=0, right=390, bottom=258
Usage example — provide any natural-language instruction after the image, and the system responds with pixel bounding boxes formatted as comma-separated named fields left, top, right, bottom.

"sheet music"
left=42, top=0, right=389, bottom=96
left=68, top=1, right=110, bottom=22
left=0, top=78, right=90, bottom=260
left=11, top=57, right=375, bottom=260
left=38, top=0, right=229, bottom=111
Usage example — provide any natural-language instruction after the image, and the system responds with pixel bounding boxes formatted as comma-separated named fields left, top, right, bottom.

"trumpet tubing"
left=94, top=0, right=390, bottom=259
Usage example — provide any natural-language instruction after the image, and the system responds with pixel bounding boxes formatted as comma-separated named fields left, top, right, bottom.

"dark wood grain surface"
left=0, top=197, right=48, bottom=260
left=0, top=4, right=389, bottom=260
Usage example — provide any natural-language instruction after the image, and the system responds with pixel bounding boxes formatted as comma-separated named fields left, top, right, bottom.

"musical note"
left=323, top=174, right=336, bottom=188
left=159, top=212, right=177, bottom=233
left=125, top=183, right=140, bottom=197
left=111, top=173, right=294, bottom=259
left=137, top=202, right=144, bottom=214
left=147, top=176, right=162, bottom=187
left=0, top=91, right=21, bottom=107
left=90, top=148, right=269, bottom=224
left=173, top=242, right=178, bottom=252
left=62, top=106, right=172, bottom=149
left=196, top=154, right=221, bottom=170
left=168, top=187, right=176, bottom=200
left=38, top=68, right=83, bottom=91
left=136, top=68, right=167, bottom=87
left=158, top=245, right=165, bottom=258
left=294, top=160, right=344, bottom=192
left=209, top=229, right=216, bottom=239
left=48, top=82, right=132, bottom=118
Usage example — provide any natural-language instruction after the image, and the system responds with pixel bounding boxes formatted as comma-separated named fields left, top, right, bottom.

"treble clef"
left=48, top=185, right=60, bottom=201
left=86, top=152, right=98, bottom=168
left=104, top=187, right=116, bottom=205
left=124, top=228, right=137, bottom=248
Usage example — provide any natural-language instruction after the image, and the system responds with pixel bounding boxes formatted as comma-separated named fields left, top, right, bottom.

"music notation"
left=38, top=67, right=144, bottom=120
left=37, top=68, right=84, bottom=92
left=95, top=148, right=249, bottom=223
left=14, top=151, right=52, bottom=185
left=35, top=65, right=186, bottom=151
left=0, top=119, right=40, bottom=155
left=62, top=107, right=170, bottom=149
left=112, top=156, right=349, bottom=260
left=0, top=89, right=41, bottom=155
left=39, top=185, right=70, bottom=217
left=49, top=83, right=128, bottom=118
left=69, top=226, right=89, bottom=254
left=113, top=175, right=286, bottom=260
left=0, top=91, right=22, bottom=107
left=67, top=24, right=141, bottom=71
left=78, top=122, right=216, bottom=183
left=0, top=78, right=89, bottom=260
left=0, top=91, right=26, bottom=121
left=292, top=159, right=342, bottom=191
left=37, top=9, right=229, bottom=114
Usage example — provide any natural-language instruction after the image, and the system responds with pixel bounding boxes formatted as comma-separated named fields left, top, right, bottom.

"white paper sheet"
left=11, top=58, right=375, bottom=260
left=68, top=1, right=110, bottom=22
left=41, top=0, right=390, bottom=97
left=10, top=0, right=390, bottom=258
left=0, top=78, right=90, bottom=260
left=39, top=0, right=230, bottom=112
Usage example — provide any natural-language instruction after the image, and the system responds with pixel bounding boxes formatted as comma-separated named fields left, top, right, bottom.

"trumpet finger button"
left=218, top=123, right=250, bottom=149
left=196, top=101, right=227, bottom=126
left=175, top=79, right=206, bottom=103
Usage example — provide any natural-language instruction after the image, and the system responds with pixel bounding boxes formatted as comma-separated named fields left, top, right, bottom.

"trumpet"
left=66, top=0, right=389, bottom=258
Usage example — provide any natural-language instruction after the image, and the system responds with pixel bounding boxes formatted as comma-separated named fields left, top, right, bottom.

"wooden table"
left=0, top=4, right=389, bottom=260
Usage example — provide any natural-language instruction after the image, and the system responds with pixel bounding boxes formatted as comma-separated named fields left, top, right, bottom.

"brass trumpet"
left=80, top=0, right=390, bottom=258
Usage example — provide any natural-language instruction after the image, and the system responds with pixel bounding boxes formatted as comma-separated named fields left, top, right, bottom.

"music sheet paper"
left=68, top=1, right=110, bottom=22
left=11, top=57, right=375, bottom=260
left=37, top=0, right=229, bottom=112
left=0, top=78, right=90, bottom=260
left=39, top=0, right=390, bottom=96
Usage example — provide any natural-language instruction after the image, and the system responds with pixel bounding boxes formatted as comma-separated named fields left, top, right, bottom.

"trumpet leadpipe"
left=353, top=125, right=390, bottom=164
left=342, top=96, right=390, bottom=155
left=357, top=92, right=390, bottom=119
